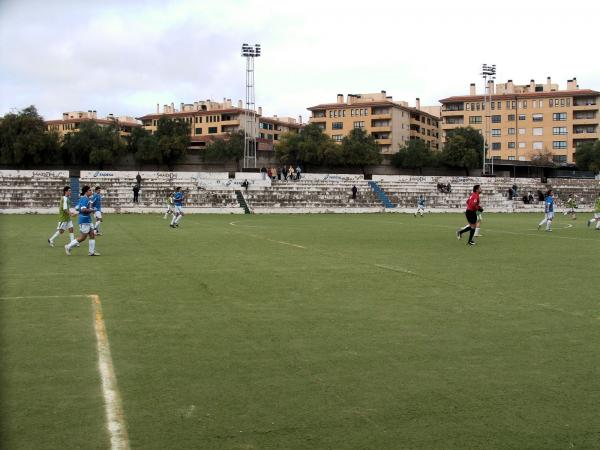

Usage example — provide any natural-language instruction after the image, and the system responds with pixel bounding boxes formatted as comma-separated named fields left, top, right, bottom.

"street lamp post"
left=241, top=43, right=261, bottom=169
left=481, top=64, right=496, bottom=176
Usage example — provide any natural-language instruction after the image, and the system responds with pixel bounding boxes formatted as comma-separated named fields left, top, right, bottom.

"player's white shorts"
left=545, top=212, right=555, bottom=220
left=79, top=223, right=94, bottom=234
left=57, top=220, right=73, bottom=231
left=94, top=211, right=103, bottom=219
left=595, top=213, right=600, bottom=220
left=174, top=205, right=184, bottom=214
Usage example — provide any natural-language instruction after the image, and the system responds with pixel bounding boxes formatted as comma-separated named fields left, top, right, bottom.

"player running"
left=587, top=193, right=600, bottom=230
left=64, top=186, right=100, bottom=256
left=414, top=195, right=426, bottom=217
left=538, top=189, right=555, bottom=232
left=563, top=193, right=577, bottom=220
left=456, top=184, right=483, bottom=246
left=164, top=190, right=174, bottom=219
left=91, top=186, right=103, bottom=235
left=170, top=187, right=185, bottom=228
left=48, top=186, right=76, bottom=247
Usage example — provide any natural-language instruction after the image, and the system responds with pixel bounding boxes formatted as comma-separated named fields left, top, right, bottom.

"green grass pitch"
left=1, top=213, right=599, bottom=449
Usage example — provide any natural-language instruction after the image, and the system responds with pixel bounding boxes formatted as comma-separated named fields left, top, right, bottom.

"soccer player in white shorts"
left=48, top=186, right=76, bottom=247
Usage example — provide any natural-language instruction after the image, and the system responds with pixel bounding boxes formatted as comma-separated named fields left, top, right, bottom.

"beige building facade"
left=307, top=92, right=440, bottom=154
left=46, top=110, right=141, bottom=139
left=137, top=99, right=302, bottom=151
left=440, top=77, right=600, bottom=164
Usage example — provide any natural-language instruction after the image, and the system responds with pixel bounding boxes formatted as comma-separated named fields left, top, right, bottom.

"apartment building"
left=137, top=99, right=302, bottom=151
left=307, top=92, right=440, bottom=154
left=46, top=111, right=141, bottom=138
left=440, top=77, right=600, bottom=164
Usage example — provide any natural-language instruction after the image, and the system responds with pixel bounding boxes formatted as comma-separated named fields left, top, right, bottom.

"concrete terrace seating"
left=79, top=171, right=240, bottom=212
left=0, top=170, right=70, bottom=212
left=243, top=180, right=384, bottom=212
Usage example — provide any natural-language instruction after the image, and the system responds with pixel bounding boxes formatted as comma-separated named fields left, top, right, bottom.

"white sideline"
left=0, top=294, right=130, bottom=450
left=228, top=221, right=307, bottom=249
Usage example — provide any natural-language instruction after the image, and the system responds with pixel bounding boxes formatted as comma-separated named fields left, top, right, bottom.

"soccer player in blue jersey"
left=538, top=189, right=555, bottom=232
left=65, top=186, right=100, bottom=256
left=170, top=187, right=185, bottom=228
left=414, top=195, right=426, bottom=217
left=91, top=186, right=103, bottom=235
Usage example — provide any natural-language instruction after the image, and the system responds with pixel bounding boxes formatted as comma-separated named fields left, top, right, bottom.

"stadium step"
left=368, top=181, right=395, bottom=208
left=235, top=190, right=251, bottom=214
left=70, top=176, right=80, bottom=205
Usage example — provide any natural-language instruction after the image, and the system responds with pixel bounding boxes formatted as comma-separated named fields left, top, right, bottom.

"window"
left=497, top=101, right=502, bottom=110
left=508, top=128, right=516, bottom=135
left=469, top=116, right=482, bottom=124
left=519, top=142, right=526, bottom=149
left=332, top=122, right=343, bottom=130
left=208, top=127, right=217, bottom=134
left=506, top=101, right=511, bottom=109
left=549, top=99, right=553, bottom=107
left=492, top=115, right=501, bottom=123
left=523, top=100, right=527, bottom=109
left=332, top=135, right=343, bottom=142
left=508, top=142, right=516, bottom=149
left=532, top=114, right=543, bottom=122
left=533, top=142, right=543, bottom=150
left=532, top=100, right=537, bottom=108
left=353, top=121, right=365, bottom=129
left=553, top=141, right=567, bottom=149
left=508, top=114, right=515, bottom=121
left=539, top=100, right=543, bottom=108
left=553, top=113, right=567, bottom=121
left=518, top=114, right=526, bottom=121
left=519, top=128, right=526, bottom=135
left=195, top=116, right=202, bottom=123
left=533, top=128, right=543, bottom=136
left=553, top=155, right=567, bottom=163
left=195, top=128, right=202, bottom=134
left=560, top=99, right=565, bottom=107
left=512, top=101, right=516, bottom=109
left=508, top=156, right=516, bottom=160
left=492, top=142, right=501, bottom=150
left=491, top=102, right=495, bottom=110
left=491, top=129, right=501, bottom=137
left=553, top=127, right=567, bottom=135
left=466, top=103, right=471, bottom=111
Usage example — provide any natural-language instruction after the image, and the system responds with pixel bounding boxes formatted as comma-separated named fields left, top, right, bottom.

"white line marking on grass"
left=91, top=294, right=130, bottom=450
left=373, top=264, right=415, bottom=275
left=0, top=294, right=89, bottom=300
left=228, top=221, right=306, bottom=249
left=0, top=294, right=130, bottom=450
left=536, top=303, right=587, bottom=319
left=229, top=221, right=261, bottom=228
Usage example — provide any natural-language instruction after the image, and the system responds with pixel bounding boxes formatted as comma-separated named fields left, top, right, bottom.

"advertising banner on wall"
left=301, top=173, right=364, bottom=181
left=0, top=170, right=69, bottom=178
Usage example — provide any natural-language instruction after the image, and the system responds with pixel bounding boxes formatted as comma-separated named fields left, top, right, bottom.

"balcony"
left=370, top=125, right=392, bottom=132
left=375, top=138, right=392, bottom=145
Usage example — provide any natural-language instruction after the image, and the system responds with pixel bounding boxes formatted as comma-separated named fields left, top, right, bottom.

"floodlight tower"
left=241, top=43, right=261, bottom=169
left=481, top=63, right=496, bottom=175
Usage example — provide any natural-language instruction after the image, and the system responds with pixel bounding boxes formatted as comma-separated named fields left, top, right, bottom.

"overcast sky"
left=1, top=0, right=599, bottom=121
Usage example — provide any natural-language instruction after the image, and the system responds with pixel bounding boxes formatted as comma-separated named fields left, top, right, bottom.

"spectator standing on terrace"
left=351, top=185, right=358, bottom=200
left=281, top=166, right=287, bottom=181
left=132, top=184, right=140, bottom=203
left=267, top=167, right=272, bottom=180
left=538, top=189, right=555, bottom=232
left=241, top=179, right=249, bottom=192
left=587, top=193, right=600, bottom=230
left=136, top=172, right=142, bottom=186
left=288, top=165, right=294, bottom=180
left=456, top=184, right=483, bottom=246
left=296, top=164, right=302, bottom=180
left=48, top=186, right=76, bottom=247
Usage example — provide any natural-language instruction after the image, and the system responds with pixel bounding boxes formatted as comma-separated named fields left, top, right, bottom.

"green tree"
left=441, top=127, right=483, bottom=175
left=575, top=140, right=600, bottom=173
left=128, top=127, right=160, bottom=167
left=61, top=120, right=125, bottom=168
left=340, top=128, right=382, bottom=175
left=202, top=131, right=244, bottom=170
left=155, top=116, right=189, bottom=170
left=0, top=106, right=60, bottom=167
left=392, top=139, right=434, bottom=174
left=275, top=123, right=341, bottom=170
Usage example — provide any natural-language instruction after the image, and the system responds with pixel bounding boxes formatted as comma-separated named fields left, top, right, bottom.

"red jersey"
left=466, top=192, right=480, bottom=211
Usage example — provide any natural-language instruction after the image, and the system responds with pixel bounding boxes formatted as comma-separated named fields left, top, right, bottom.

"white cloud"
left=1, top=0, right=599, bottom=121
